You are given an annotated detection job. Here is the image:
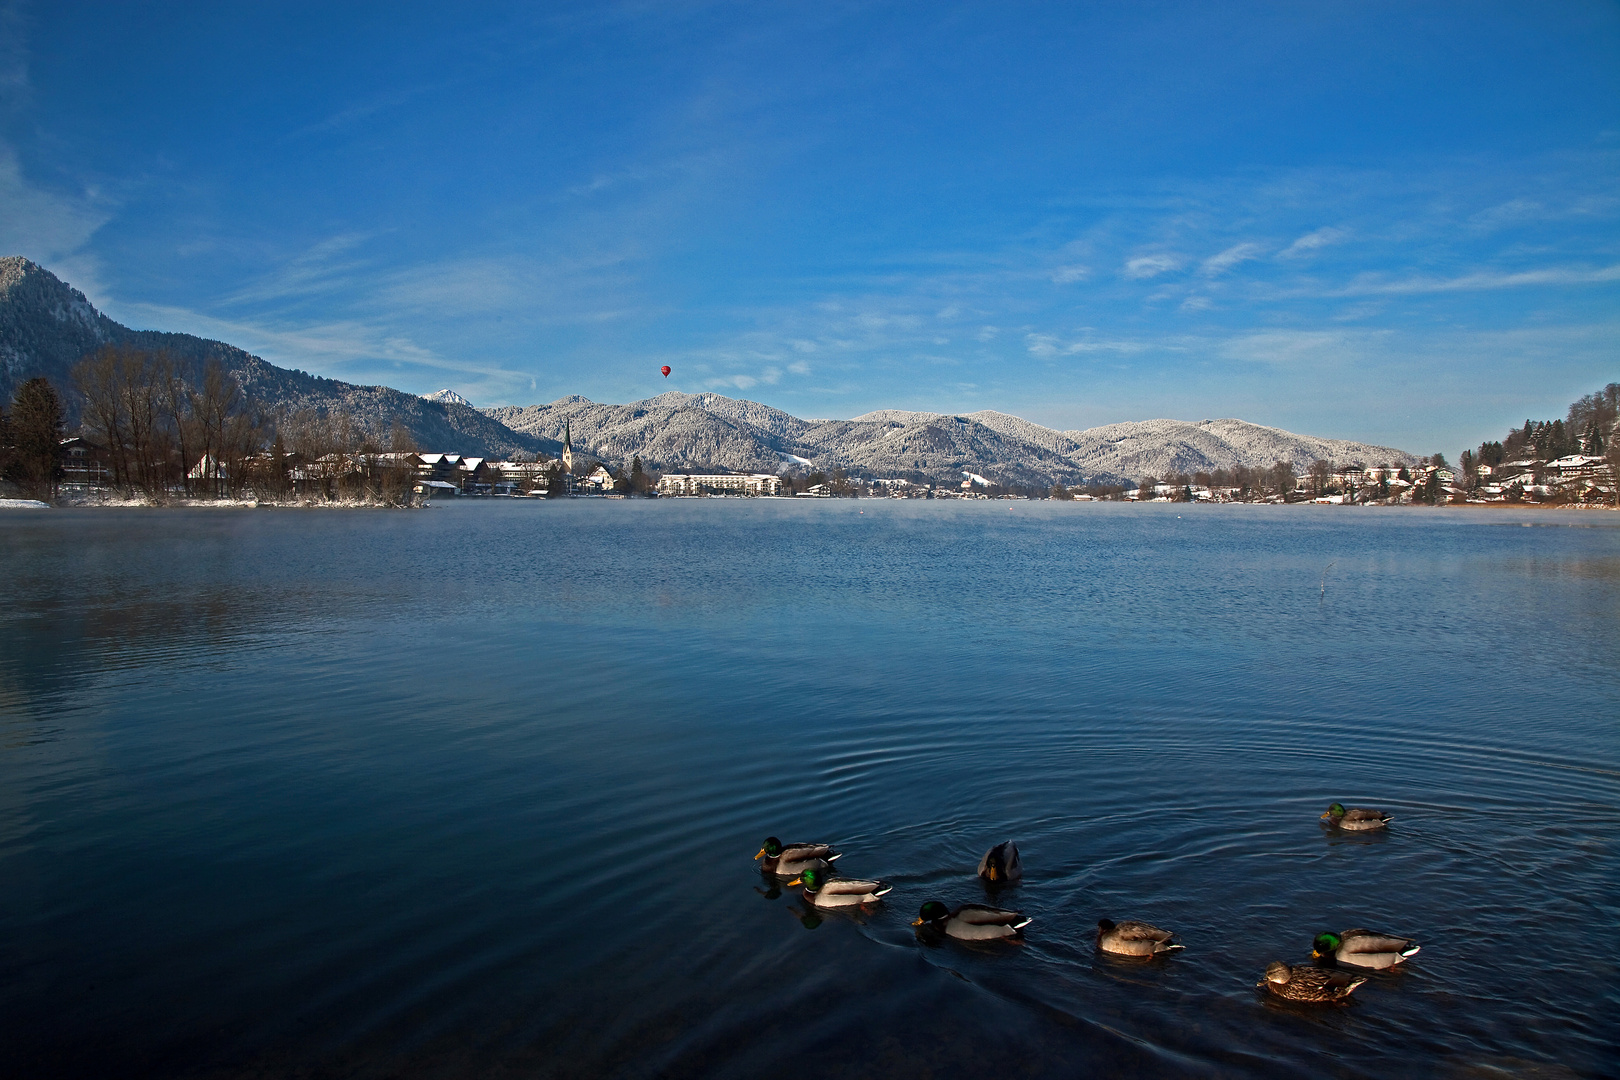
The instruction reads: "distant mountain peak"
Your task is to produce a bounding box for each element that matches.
[423,388,471,407]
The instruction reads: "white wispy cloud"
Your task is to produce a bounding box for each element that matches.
[0,142,113,302]
[1331,263,1620,296]
[1200,242,1263,276]
[1123,253,1182,279]
[1466,198,1543,232]
[1278,226,1346,258]
[1216,328,1392,368]
[1024,332,1157,358]
[0,145,107,261]
[220,233,378,305]
[113,300,529,387]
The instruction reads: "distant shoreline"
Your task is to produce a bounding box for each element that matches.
[8,494,1615,513]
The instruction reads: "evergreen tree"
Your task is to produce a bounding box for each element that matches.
[5,378,64,500]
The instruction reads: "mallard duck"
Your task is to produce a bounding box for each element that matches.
[1095,918,1183,956]
[756,837,842,876]
[787,866,890,908]
[1312,928,1420,969]
[912,900,1031,940]
[1258,961,1367,1003]
[1320,803,1391,830]
[977,841,1022,883]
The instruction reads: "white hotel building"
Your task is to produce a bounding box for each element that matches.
[657,473,784,496]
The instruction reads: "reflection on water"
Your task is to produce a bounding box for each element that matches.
[1,501,1617,1079]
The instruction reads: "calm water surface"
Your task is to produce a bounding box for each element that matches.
[2,501,1617,1079]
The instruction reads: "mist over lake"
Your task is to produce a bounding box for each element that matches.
[2,501,1616,1079]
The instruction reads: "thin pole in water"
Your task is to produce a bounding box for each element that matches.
[1320,561,1336,604]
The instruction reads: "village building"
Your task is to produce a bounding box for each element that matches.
[658,472,783,496]
[415,480,460,500]
[485,460,552,495]
[58,437,111,491]
[560,463,614,494]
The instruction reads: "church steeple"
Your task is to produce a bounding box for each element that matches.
[562,419,574,474]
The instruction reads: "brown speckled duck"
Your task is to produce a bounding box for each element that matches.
[1096,919,1183,956]
[1320,803,1391,830]
[1258,961,1367,1003]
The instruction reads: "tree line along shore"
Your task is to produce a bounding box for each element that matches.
[2,348,1616,509]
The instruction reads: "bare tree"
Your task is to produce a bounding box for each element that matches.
[1308,459,1332,497]
[1269,461,1297,498]
[1606,437,1620,508]
[74,346,142,490]
[156,353,198,495]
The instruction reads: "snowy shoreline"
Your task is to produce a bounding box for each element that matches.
[8,495,1614,513]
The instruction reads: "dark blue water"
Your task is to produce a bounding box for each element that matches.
[2,501,1617,1079]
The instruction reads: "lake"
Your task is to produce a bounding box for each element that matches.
[2,500,1616,1079]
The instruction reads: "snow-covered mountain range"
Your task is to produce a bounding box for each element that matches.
[488,392,1418,486]
[3,255,1419,485]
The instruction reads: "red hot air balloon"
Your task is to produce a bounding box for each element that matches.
[660,366,672,378]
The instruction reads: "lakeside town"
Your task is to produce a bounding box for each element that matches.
[4,367,1618,509]
[28,424,1620,509]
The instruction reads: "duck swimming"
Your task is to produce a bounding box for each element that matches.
[1312,928,1420,969]
[1320,803,1392,830]
[1258,961,1367,1003]
[977,841,1022,884]
[1095,918,1183,956]
[756,837,842,877]
[787,866,890,908]
[912,901,1031,940]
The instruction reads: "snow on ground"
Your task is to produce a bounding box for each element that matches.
[0,498,49,509]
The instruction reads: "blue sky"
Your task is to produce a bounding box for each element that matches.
[2,1,1617,455]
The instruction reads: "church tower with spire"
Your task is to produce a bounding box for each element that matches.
[562,419,575,475]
